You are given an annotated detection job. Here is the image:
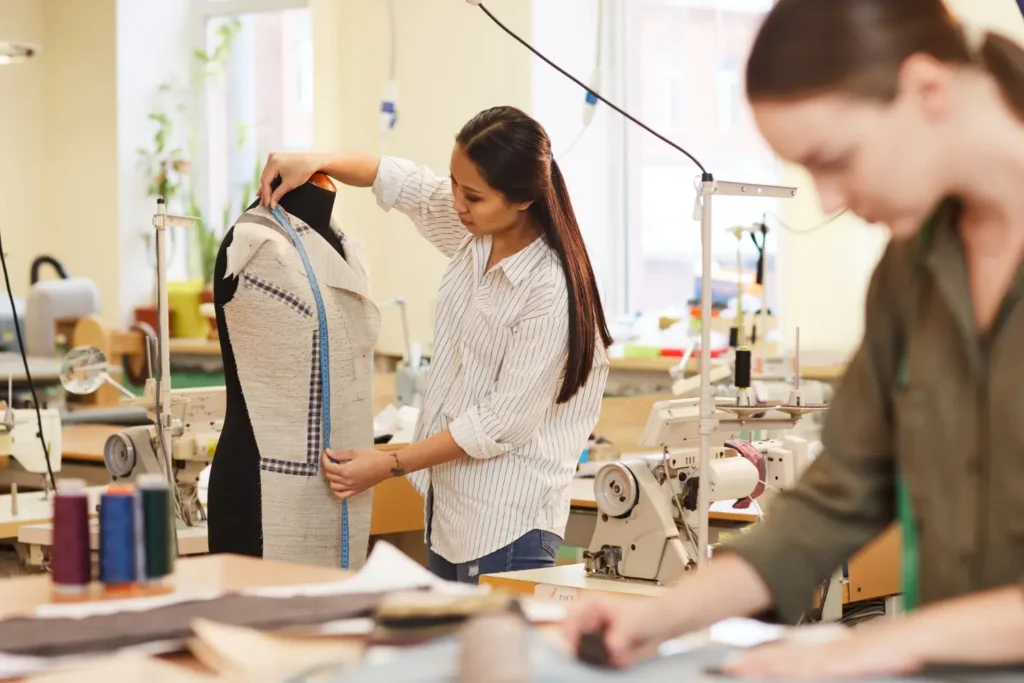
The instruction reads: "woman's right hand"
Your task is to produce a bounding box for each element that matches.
[562,595,662,669]
[258,152,326,209]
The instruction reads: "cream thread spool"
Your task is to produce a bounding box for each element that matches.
[458,612,530,683]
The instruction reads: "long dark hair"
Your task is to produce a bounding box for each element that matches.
[747,0,1024,117]
[456,106,612,404]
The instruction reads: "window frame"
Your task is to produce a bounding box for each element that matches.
[188,0,310,237]
[609,0,780,315]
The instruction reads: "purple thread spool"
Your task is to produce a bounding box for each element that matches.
[52,479,91,594]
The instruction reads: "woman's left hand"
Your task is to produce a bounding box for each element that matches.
[321,448,391,500]
[721,625,925,679]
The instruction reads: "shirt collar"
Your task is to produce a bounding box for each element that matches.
[487,235,550,287]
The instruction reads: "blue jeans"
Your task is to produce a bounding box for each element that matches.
[427,529,562,584]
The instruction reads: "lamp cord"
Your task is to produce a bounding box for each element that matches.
[474,3,708,175]
[0,229,57,492]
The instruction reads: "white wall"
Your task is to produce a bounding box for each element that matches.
[0,1,47,298]
[530,0,625,317]
[777,0,1024,358]
[312,0,533,356]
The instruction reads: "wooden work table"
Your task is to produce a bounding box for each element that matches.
[482,524,902,607]
[0,554,355,680]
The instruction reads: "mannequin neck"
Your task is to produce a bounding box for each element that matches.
[276,181,335,232]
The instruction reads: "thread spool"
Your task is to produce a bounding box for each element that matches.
[138,473,174,585]
[734,348,752,388]
[52,479,91,595]
[458,613,530,683]
[99,484,138,592]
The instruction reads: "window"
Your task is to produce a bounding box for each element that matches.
[621,0,779,315]
[192,0,313,279]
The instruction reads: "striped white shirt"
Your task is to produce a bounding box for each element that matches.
[373,156,609,563]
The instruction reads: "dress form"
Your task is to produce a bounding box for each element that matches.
[208,175,378,567]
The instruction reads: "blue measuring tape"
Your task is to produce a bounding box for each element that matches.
[268,207,350,570]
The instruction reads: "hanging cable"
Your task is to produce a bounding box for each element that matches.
[0,229,57,492]
[471,2,708,175]
[557,0,604,159]
[767,208,849,235]
[380,0,399,151]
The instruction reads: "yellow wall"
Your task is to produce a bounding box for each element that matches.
[777,0,1024,358]
[0,0,119,324]
[312,0,533,356]
[0,0,46,299]
[42,0,120,325]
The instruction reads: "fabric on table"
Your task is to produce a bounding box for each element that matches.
[311,632,1024,683]
[0,592,382,658]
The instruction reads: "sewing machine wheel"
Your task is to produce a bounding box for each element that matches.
[104,433,137,478]
[593,463,639,518]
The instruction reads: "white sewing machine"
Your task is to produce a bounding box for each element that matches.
[101,378,223,525]
[58,347,224,526]
[0,403,62,488]
[584,396,818,585]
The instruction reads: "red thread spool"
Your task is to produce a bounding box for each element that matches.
[52,478,91,595]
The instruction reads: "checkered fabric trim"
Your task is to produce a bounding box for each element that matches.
[257,331,324,478]
[294,224,311,235]
[242,273,313,317]
[307,329,323,468]
[258,457,317,477]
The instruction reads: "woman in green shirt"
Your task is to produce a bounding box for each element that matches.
[565,0,1024,678]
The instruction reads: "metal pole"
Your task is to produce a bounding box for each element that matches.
[697,175,714,567]
[154,199,174,486]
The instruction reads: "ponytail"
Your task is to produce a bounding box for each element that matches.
[455,106,612,403]
[539,160,612,403]
[979,31,1024,123]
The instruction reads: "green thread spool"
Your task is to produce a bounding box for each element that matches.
[137,474,174,584]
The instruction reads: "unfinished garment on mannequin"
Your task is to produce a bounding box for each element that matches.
[208,172,379,568]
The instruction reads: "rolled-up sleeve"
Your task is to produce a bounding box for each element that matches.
[449,297,569,460]
[371,156,468,258]
[721,242,908,623]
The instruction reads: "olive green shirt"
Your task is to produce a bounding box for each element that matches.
[725,200,1024,623]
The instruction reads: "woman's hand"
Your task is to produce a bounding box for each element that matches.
[562,595,664,668]
[259,152,327,209]
[722,623,925,679]
[321,448,392,501]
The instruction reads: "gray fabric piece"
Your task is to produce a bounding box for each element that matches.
[312,635,1024,683]
[0,592,383,658]
[222,206,380,569]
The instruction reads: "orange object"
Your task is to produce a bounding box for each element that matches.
[309,172,337,193]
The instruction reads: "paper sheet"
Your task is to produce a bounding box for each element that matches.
[243,541,482,599]
[0,642,186,681]
[32,591,221,620]
[23,654,216,682]
[188,618,363,683]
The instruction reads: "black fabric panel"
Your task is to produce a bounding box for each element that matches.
[208,226,263,558]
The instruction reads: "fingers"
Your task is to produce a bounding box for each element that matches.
[259,154,278,207]
[563,599,608,646]
[269,180,295,210]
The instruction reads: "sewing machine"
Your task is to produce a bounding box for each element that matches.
[58,347,223,526]
[583,396,818,585]
[102,379,223,525]
[0,403,62,489]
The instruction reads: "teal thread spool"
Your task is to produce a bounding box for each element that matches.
[137,474,174,584]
